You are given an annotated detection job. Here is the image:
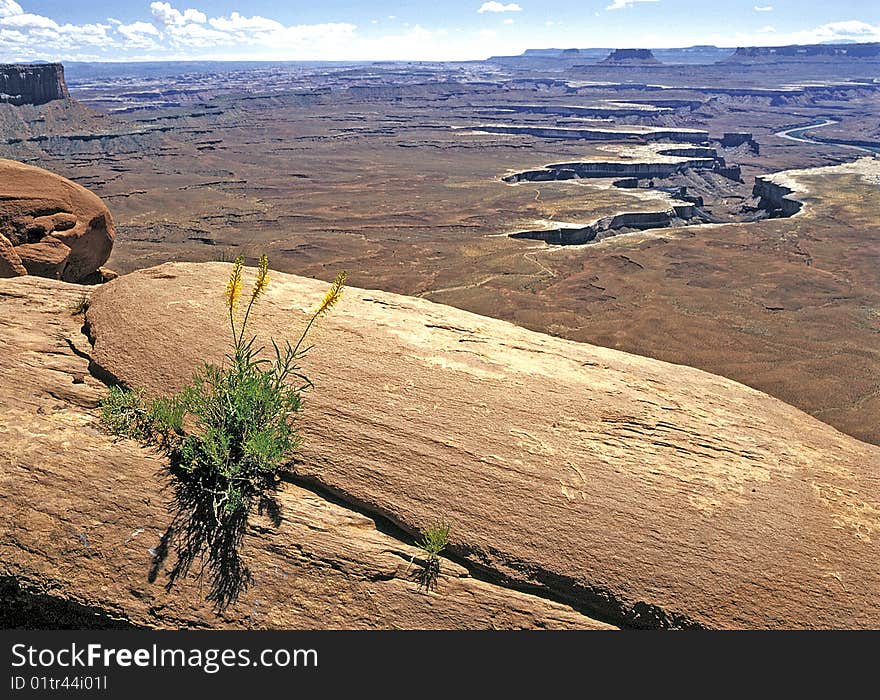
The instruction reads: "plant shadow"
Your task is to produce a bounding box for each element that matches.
[409,555,441,593]
[148,462,281,611]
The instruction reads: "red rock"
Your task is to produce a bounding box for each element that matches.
[0,274,612,630]
[15,237,70,279]
[0,233,25,277]
[0,158,114,283]
[84,262,880,629]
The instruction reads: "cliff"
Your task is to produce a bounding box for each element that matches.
[600,48,662,65]
[0,63,69,106]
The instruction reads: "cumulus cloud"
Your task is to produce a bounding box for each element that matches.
[150,2,206,27]
[607,0,658,10]
[477,2,522,13]
[798,19,880,41]
[0,0,113,60]
[757,25,776,33]
[0,0,22,19]
[729,19,880,47]
[0,2,365,61]
[208,12,284,33]
[112,20,161,50]
[753,5,773,11]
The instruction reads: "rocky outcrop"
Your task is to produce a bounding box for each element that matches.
[0,64,69,106]
[752,175,804,217]
[0,233,26,276]
[504,156,716,182]
[80,262,880,629]
[600,49,661,65]
[0,275,612,630]
[0,159,114,282]
[477,103,665,118]
[511,207,696,245]
[477,124,709,144]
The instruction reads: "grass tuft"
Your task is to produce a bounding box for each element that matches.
[69,291,90,316]
[411,522,450,592]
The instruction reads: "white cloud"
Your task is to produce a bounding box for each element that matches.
[2,12,58,29]
[0,0,114,60]
[757,25,776,33]
[791,19,880,42]
[729,20,880,47]
[114,20,161,49]
[607,0,658,9]
[477,2,522,13]
[753,5,773,11]
[503,18,514,25]
[149,2,206,27]
[208,12,283,33]
[0,0,22,19]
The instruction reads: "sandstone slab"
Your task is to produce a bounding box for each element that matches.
[0,275,608,629]
[85,262,880,629]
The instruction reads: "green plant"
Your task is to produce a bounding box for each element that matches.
[100,387,154,440]
[100,256,346,607]
[411,522,450,591]
[69,291,90,316]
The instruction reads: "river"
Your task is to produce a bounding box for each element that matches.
[775,119,880,154]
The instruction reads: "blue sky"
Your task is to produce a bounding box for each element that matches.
[1,0,878,62]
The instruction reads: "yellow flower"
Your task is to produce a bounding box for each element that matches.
[316,271,346,317]
[224,256,244,310]
[251,254,270,303]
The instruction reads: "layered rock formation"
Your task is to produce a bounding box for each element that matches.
[72,262,880,629]
[0,63,69,106]
[752,175,804,218]
[600,49,661,65]
[0,159,114,283]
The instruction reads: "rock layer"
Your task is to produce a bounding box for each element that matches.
[0,275,609,630]
[85,262,880,629]
[0,159,114,282]
[0,63,69,106]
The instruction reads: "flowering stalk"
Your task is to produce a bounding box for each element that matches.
[237,254,270,349]
[292,271,347,356]
[224,256,244,348]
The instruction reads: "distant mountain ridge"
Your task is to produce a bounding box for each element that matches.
[727,42,880,60]
[490,42,880,66]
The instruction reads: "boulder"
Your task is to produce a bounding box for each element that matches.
[83,262,880,629]
[0,233,25,277]
[0,158,114,283]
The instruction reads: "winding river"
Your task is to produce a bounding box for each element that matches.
[776,119,880,154]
